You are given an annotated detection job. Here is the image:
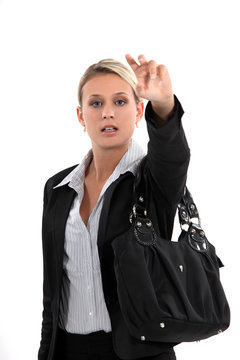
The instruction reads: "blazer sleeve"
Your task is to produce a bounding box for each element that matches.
[145,95,191,237]
[38,179,53,360]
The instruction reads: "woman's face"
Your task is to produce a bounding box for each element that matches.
[77,73,144,152]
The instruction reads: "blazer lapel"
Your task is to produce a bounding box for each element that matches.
[51,171,132,268]
[97,172,132,261]
[53,185,76,268]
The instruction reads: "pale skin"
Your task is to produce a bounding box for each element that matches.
[76,54,174,226]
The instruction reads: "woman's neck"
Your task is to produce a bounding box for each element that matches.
[86,141,131,183]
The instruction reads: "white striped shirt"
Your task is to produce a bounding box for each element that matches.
[54,140,145,334]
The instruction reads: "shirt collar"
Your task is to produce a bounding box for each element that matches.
[53,139,145,192]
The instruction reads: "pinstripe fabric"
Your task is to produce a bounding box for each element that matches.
[53,140,145,334]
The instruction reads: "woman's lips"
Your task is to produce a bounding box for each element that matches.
[101,126,118,134]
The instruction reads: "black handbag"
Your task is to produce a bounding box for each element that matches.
[111,156,230,343]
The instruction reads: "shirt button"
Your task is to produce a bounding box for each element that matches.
[89,312,93,316]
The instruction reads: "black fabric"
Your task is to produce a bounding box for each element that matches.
[111,158,230,343]
[38,96,190,360]
[54,328,176,360]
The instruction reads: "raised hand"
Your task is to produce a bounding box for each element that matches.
[125,54,174,120]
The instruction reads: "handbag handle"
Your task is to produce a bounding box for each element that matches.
[132,156,201,230]
[131,156,225,257]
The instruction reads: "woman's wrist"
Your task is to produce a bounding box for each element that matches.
[151,95,175,121]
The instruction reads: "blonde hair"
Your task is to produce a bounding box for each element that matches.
[77,58,141,106]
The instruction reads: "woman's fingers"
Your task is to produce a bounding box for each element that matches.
[126,53,148,70]
[126,53,150,74]
[126,54,160,81]
[125,54,139,72]
[148,60,158,79]
[126,54,167,94]
[126,54,173,107]
[138,54,148,65]
[157,64,168,84]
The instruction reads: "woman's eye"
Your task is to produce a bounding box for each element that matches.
[91,101,102,107]
[115,99,126,106]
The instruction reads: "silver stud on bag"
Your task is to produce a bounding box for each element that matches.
[200,231,205,237]
[146,221,152,227]
[129,213,133,224]
[137,221,142,227]
[160,322,165,328]
[191,228,196,234]
[139,196,144,203]
[190,204,195,210]
[182,211,187,218]
[141,336,146,341]
[179,265,184,272]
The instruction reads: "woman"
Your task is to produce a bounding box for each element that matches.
[38,54,190,360]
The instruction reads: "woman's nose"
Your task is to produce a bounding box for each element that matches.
[102,105,114,119]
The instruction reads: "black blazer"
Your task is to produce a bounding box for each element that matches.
[38,96,190,360]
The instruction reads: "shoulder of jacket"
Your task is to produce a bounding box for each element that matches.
[45,164,78,190]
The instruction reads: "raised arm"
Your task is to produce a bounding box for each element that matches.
[126,54,190,238]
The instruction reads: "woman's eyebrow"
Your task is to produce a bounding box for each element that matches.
[113,92,130,96]
[88,91,130,99]
[88,94,101,98]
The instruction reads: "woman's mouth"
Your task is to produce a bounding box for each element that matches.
[101,126,118,135]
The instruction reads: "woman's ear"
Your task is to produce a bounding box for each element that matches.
[76,106,85,127]
[136,100,144,125]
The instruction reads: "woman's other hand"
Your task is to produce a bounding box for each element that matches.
[125,54,174,120]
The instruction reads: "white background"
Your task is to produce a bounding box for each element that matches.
[0,0,239,359]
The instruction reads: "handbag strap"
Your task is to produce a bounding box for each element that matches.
[131,156,212,253]
[132,156,201,229]
[178,187,201,228]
